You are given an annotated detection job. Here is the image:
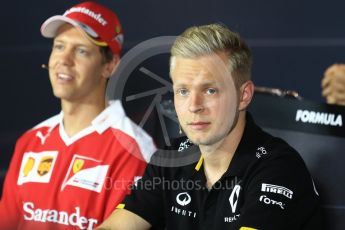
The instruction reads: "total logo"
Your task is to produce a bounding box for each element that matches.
[176,192,191,206]
[259,195,285,210]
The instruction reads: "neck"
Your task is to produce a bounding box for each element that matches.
[61,98,107,137]
[200,112,246,189]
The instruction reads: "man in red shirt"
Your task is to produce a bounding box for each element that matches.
[0,2,156,229]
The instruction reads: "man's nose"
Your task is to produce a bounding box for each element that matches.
[188,93,204,113]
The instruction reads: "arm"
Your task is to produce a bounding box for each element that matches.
[0,140,23,229]
[96,209,151,230]
[97,161,165,230]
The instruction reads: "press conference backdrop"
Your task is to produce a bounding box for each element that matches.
[248,93,345,229]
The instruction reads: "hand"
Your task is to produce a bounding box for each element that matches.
[321,63,345,106]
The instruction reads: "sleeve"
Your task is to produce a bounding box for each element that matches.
[101,126,157,221]
[119,163,165,229]
[233,147,323,230]
[101,148,147,220]
[0,139,24,229]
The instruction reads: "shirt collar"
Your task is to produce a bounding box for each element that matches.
[57,100,125,146]
[56,100,125,133]
[189,113,272,178]
[92,100,125,134]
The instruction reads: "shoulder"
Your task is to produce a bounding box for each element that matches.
[243,135,318,198]
[257,136,307,170]
[241,115,307,173]
[144,139,200,180]
[104,100,157,162]
[17,113,60,142]
[235,119,316,195]
[32,113,61,130]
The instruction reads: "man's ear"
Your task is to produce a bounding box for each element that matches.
[103,55,120,79]
[238,80,254,111]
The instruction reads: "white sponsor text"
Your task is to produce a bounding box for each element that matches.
[295,110,342,127]
[261,183,293,199]
[23,202,97,229]
[259,195,285,210]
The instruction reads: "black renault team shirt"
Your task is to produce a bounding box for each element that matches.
[119,114,323,230]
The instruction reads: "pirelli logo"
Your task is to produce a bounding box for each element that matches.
[261,183,293,199]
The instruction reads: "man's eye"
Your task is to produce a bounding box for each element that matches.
[77,48,89,55]
[52,44,64,51]
[206,88,217,95]
[177,88,189,96]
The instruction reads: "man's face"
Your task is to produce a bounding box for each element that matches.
[48,23,108,103]
[171,53,239,147]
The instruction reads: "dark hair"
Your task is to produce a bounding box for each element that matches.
[99,46,113,63]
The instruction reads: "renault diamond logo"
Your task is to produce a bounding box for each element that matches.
[229,185,241,213]
[176,192,191,206]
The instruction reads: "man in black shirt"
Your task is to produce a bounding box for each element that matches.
[97,23,323,230]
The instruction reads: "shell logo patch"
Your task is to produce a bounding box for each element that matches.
[23,157,35,177]
[18,151,58,185]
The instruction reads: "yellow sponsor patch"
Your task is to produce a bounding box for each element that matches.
[73,159,85,174]
[23,157,35,177]
[116,203,125,209]
[37,156,53,176]
[18,151,58,185]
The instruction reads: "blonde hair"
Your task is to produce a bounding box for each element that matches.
[170,23,252,88]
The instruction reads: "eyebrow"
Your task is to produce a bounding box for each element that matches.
[173,80,218,88]
[53,39,92,49]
